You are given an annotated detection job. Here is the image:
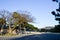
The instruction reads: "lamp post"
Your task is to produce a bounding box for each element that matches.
[51,0,60,24]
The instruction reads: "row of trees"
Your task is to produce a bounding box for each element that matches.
[39,25,60,33]
[0,10,39,34]
[49,25,60,33]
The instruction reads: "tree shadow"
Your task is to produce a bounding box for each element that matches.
[10,33,60,40]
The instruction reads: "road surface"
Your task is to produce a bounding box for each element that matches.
[0,32,60,40]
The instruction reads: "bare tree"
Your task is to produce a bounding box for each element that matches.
[0,10,12,33]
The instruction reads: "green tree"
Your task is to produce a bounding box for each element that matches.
[25,24,39,31]
[0,10,35,34]
[54,25,60,33]
[11,12,34,31]
[0,18,6,29]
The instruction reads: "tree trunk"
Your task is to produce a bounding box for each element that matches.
[8,24,12,33]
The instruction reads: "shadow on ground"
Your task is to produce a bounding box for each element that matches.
[10,33,60,40]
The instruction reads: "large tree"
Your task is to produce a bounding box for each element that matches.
[0,10,35,34]
[0,10,12,33]
[11,12,34,33]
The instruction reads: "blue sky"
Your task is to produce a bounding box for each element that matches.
[0,0,59,28]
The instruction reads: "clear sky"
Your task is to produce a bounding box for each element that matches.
[0,0,59,28]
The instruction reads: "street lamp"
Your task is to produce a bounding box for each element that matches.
[51,0,60,24]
